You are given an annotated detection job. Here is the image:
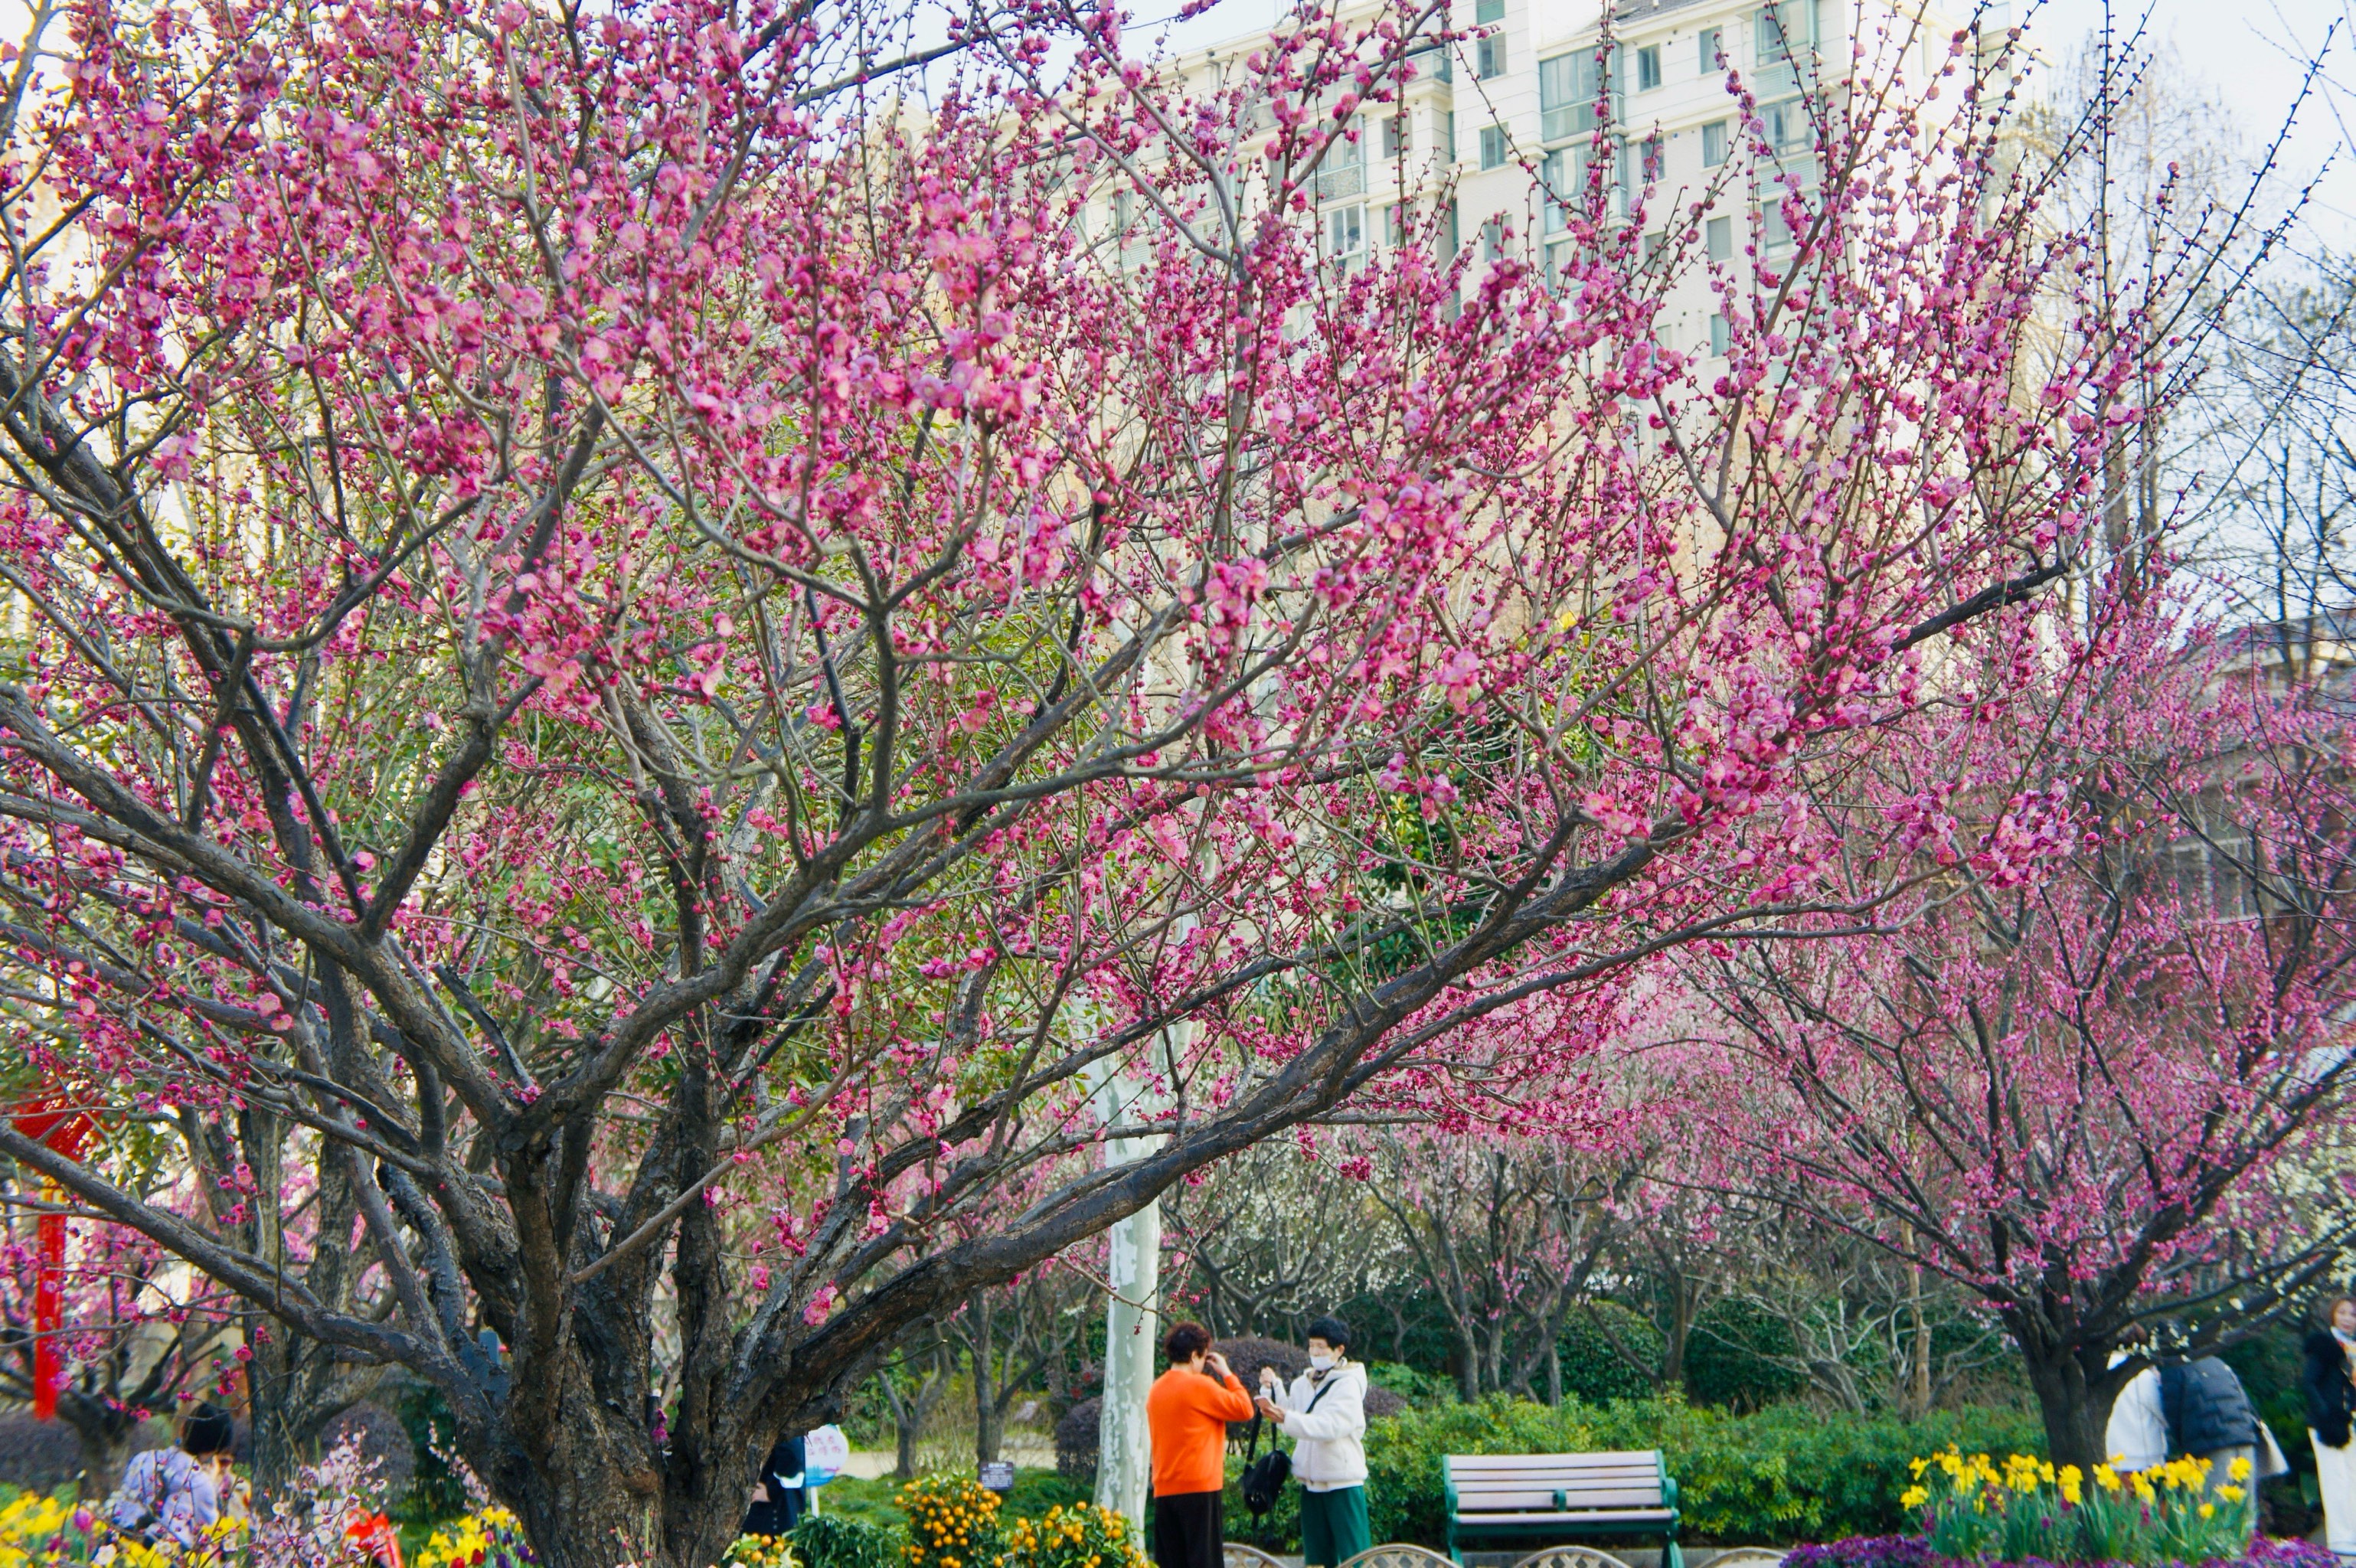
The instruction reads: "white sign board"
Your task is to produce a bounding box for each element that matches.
[804,1424,849,1487]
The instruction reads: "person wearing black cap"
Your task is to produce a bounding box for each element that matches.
[108,1401,237,1548]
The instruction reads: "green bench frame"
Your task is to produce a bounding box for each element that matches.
[1443,1451,1683,1568]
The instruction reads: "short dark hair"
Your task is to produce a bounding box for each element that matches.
[1164,1321,1213,1364]
[181,1402,235,1458]
[1306,1316,1351,1351]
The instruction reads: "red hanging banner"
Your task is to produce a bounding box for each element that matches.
[31,1201,60,1419]
[10,1094,97,1423]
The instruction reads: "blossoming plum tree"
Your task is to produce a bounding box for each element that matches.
[0,0,2170,1557]
[1663,599,2356,1467]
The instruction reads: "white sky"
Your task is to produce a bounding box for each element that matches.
[2036,0,2356,252]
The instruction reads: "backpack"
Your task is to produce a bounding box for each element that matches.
[2160,1356,2259,1455]
[1239,1419,1289,1517]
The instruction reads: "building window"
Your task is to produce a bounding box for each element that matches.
[1327,204,1365,267]
[1545,240,1573,289]
[1317,118,1365,201]
[1618,135,1662,214]
[1636,45,1662,91]
[1699,25,1723,71]
[1541,149,1570,231]
[1110,188,1144,269]
[2163,826,2261,920]
[1477,33,1507,79]
[1383,114,1410,159]
[1755,3,1810,93]
[1480,123,1509,169]
[1474,0,1504,20]
[1384,201,1407,245]
[1707,214,1733,260]
[1539,47,1612,144]
[1709,312,1730,356]
[1480,217,1508,262]
[1702,119,1729,166]
[1763,97,1813,156]
[1446,109,1458,164]
[1643,229,1666,260]
[1763,202,1795,256]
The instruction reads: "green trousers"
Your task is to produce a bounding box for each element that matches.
[1300,1485,1370,1568]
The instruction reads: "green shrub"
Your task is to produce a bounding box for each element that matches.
[795,1512,901,1568]
[1002,1470,1095,1521]
[1353,1395,2045,1549]
[813,1475,910,1530]
[1365,1362,1457,1408]
[1684,1301,1807,1412]
[1557,1306,1667,1404]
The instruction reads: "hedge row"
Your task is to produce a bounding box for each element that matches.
[1223,1396,2044,1551]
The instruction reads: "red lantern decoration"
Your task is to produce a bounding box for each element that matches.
[9,1094,96,1422]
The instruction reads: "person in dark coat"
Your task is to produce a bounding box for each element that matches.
[2160,1351,2263,1494]
[2305,1297,2356,1559]
[742,1435,808,1538]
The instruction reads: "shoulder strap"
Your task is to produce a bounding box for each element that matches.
[1305,1371,1346,1412]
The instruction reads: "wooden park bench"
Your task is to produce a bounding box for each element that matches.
[1443,1452,1683,1568]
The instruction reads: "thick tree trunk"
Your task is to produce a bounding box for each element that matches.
[59,1396,139,1500]
[505,1393,681,1568]
[2024,1348,2112,1472]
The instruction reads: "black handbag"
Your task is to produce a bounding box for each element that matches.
[1240,1419,1290,1517]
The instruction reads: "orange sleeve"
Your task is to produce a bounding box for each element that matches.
[1201,1372,1256,1423]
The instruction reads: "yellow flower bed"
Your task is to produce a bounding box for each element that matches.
[413,1504,534,1568]
[0,1490,175,1568]
[898,1476,1003,1568]
[722,1534,798,1568]
[992,1504,1145,1568]
[1904,1447,2254,1565]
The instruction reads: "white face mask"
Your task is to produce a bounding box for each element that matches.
[1309,1353,1335,1371]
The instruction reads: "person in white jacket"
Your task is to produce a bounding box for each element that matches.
[2107,1364,2170,1472]
[1256,1315,1370,1568]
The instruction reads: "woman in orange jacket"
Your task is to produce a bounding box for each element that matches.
[1145,1321,1256,1568]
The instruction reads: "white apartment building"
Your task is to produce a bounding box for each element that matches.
[1136,0,1998,363]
